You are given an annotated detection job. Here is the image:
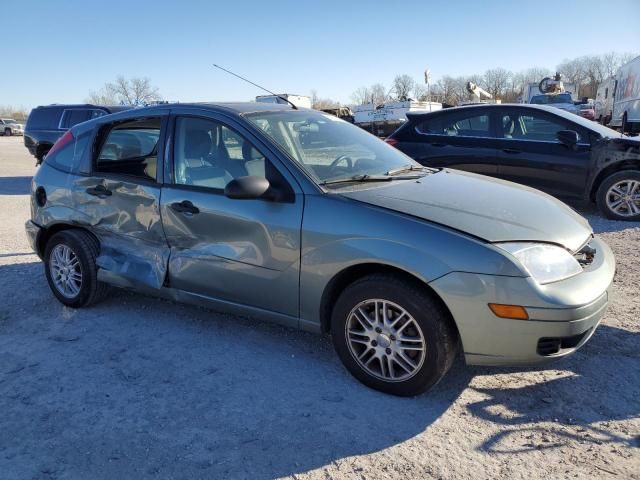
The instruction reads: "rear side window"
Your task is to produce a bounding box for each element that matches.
[44,129,93,172]
[417,112,491,138]
[26,107,63,130]
[59,110,89,129]
[60,109,109,129]
[95,118,162,182]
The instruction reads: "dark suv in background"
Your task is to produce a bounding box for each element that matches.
[24,104,130,163]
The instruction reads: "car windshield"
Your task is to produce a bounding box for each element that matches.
[530,94,573,105]
[245,110,422,184]
[2,119,17,124]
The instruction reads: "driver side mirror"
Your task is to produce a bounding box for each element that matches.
[224,176,271,200]
[557,130,579,149]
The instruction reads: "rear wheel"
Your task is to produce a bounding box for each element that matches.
[596,171,640,220]
[331,274,458,396]
[44,230,109,308]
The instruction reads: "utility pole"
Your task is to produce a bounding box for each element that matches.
[424,68,432,112]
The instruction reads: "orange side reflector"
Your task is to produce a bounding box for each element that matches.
[488,303,529,320]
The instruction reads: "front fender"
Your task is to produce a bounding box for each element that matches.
[299,194,524,330]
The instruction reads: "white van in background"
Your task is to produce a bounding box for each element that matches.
[610,55,640,134]
[595,77,616,125]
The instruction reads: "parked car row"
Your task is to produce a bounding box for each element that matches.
[26,102,616,396]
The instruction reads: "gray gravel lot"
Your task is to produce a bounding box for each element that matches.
[0,135,638,479]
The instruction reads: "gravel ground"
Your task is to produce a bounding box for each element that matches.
[0,136,638,480]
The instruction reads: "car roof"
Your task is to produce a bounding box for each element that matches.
[100,102,296,119]
[33,104,131,113]
[406,103,571,119]
[168,102,295,114]
[68,102,299,134]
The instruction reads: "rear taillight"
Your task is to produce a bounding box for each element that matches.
[384,138,399,147]
[46,130,74,159]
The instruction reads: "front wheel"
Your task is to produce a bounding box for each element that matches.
[331,274,458,396]
[3,128,10,136]
[44,230,109,308]
[596,171,640,220]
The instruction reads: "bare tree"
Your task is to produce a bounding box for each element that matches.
[482,68,512,99]
[601,51,636,78]
[370,83,387,104]
[350,86,372,105]
[87,76,162,105]
[392,74,415,100]
[0,105,28,121]
[310,90,339,109]
[86,88,118,105]
[556,57,588,86]
[412,83,427,100]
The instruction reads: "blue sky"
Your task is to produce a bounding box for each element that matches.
[2,0,639,109]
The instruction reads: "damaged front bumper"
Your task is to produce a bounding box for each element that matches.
[430,236,615,366]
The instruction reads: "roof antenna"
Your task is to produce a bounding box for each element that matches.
[212,64,298,110]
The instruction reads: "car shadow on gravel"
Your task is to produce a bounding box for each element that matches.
[0,261,473,479]
[465,325,639,454]
[0,176,32,195]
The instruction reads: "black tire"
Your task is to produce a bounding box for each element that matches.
[37,146,51,163]
[43,229,110,308]
[330,274,458,396]
[596,170,640,221]
[4,128,10,137]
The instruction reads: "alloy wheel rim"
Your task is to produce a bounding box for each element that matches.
[50,244,82,298]
[606,180,640,217]
[345,299,426,382]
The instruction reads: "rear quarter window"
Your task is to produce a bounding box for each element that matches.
[44,130,92,173]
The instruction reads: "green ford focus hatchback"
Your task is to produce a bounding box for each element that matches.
[26,103,615,396]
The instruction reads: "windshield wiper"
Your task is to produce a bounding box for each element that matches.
[320,173,423,186]
[386,164,431,176]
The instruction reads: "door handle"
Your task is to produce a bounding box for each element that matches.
[170,200,200,215]
[431,142,446,147]
[86,185,112,197]
[502,148,521,154]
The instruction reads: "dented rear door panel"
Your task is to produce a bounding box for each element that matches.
[69,112,171,289]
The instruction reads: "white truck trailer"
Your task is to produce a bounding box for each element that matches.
[595,77,616,125]
[610,55,640,134]
[352,100,442,137]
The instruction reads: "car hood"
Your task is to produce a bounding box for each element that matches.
[340,170,592,252]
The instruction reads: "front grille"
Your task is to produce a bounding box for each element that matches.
[537,329,592,356]
[574,241,596,267]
